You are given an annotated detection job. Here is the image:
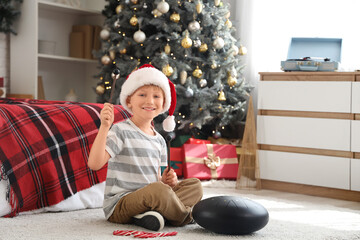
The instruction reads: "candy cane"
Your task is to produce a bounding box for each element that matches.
[113,230,178,238]
[133,231,178,238]
[113,230,140,236]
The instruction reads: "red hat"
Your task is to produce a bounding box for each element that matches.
[120,64,177,132]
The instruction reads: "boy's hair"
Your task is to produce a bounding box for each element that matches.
[120,64,177,132]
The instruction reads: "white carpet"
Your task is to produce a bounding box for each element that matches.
[0,180,359,240]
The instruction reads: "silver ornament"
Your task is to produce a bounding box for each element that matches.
[188,20,200,32]
[114,19,121,28]
[133,30,146,43]
[157,1,169,14]
[230,67,237,77]
[213,131,221,139]
[231,45,239,56]
[100,29,110,40]
[185,87,194,98]
[199,79,207,88]
[193,39,201,48]
[101,55,111,65]
[213,37,225,49]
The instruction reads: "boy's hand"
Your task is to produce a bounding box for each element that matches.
[161,168,178,188]
[100,103,114,129]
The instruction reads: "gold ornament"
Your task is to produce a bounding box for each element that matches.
[227,75,237,87]
[119,48,127,54]
[181,31,192,48]
[180,71,187,84]
[218,90,226,101]
[192,66,203,78]
[164,44,171,54]
[162,64,174,77]
[170,12,180,23]
[226,11,231,19]
[109,50,116,60]
[199,43,208,52]
[211,62,217,69]
[225,19,232,28]
[152,9,163,17]
[239,45,248,55]
[196,3,203,13]
[131,0,138,4]
[115,5,123,14]
[130,15,138,26]
[96,85,105,95]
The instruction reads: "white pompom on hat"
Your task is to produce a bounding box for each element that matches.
[119,64,177,132]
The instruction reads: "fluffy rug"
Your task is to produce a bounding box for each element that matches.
[0,180,359,240]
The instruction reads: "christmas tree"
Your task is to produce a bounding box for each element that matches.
[95,0,252,139]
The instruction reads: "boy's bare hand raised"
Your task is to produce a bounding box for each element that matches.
[100,103,114,129]
[161,168,178,188]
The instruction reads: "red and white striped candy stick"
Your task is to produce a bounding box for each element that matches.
[113,230,178,238]
[133,231,178,238]
[113,230,140,236]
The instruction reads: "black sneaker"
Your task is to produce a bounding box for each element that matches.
[132,211,165,231]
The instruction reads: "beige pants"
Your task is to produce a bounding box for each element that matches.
[108,178,203,226]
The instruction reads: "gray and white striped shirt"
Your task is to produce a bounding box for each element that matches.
[103,119,167,219]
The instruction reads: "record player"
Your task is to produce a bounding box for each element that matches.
[281,38,342,72]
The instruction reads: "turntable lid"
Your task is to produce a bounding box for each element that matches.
[287,37,342,62]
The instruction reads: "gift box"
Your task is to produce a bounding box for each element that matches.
[185,138,211,144]
[183,144,239,180]
[171,135,191,147]
[170,147,183,177]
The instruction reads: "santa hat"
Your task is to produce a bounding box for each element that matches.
[119,64,177,132]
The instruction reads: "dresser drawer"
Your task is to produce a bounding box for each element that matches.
[257,116,351,151]
[258,81,351,112]
[351,120,360,152]
[351,159,360,191]
[259,150,350,190]
[351,82,360,113]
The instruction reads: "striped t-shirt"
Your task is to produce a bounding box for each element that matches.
[103,119,167,219]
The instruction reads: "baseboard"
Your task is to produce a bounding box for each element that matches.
[261,179,360,202]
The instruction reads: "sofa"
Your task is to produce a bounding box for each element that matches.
[0,98,129,217]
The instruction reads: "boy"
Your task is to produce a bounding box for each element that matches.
[88,64,203,231]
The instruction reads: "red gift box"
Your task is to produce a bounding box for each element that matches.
[183,144,239,180]
[170,147,183,177]
[185,138,211,144]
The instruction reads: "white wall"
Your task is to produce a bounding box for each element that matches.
[0,34,10,93]
[232,0,360,115]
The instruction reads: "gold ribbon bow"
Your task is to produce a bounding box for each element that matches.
[204,153,221,170]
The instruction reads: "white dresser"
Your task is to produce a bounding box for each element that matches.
[257,72,360,201]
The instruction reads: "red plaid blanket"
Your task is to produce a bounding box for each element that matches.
[0,98,130,217]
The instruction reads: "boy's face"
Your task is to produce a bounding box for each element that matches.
[127,85,165,120]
